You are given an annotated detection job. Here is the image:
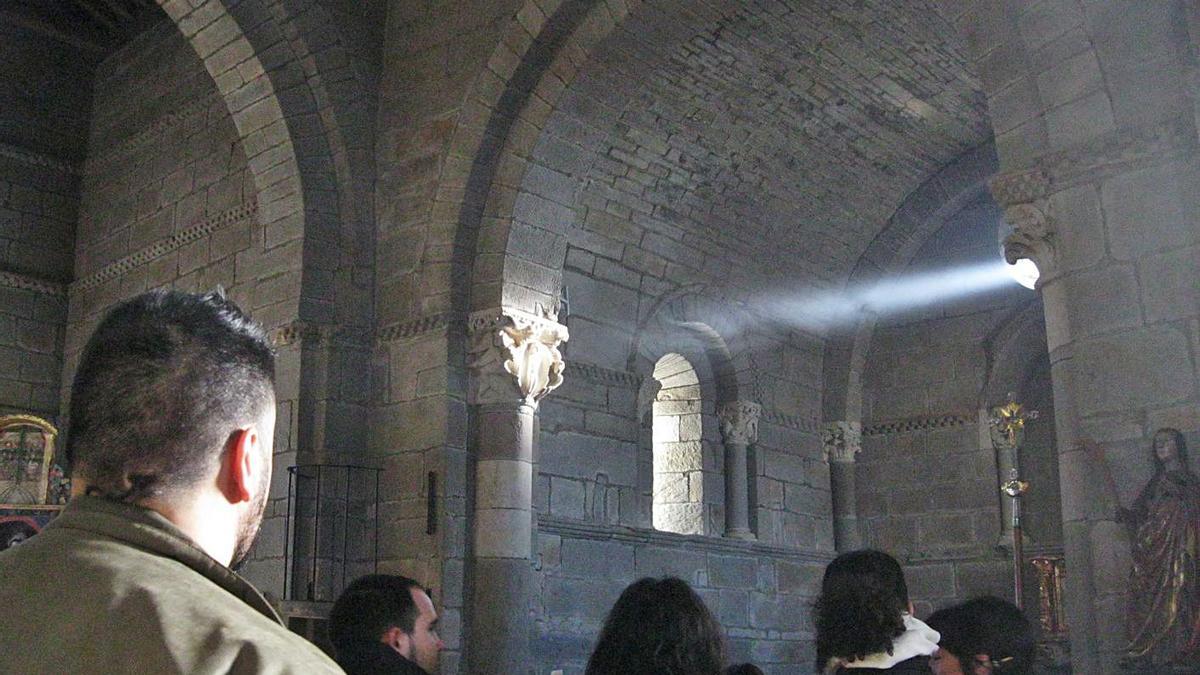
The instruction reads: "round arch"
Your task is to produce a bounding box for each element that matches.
[823,141,999,425]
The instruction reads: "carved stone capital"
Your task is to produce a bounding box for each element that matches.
[718,401,761,446]
[988,168,1050,207]
[988,168,1058,283]
[822,421,862,463]
[467,309,569,408]
[1000,202,1057,277]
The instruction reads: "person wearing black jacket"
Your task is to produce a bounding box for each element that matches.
[330,574,444,675]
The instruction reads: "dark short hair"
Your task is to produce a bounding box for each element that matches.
[329,574,425,653]
[67,289,274,501]
[585,576,726,675]
[927,596,1036,673]
[813,549,910,668]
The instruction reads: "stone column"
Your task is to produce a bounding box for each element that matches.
[992,134,1200,669]
[466,310,567,675]
[822,421,862,551]
[718,401,760,540]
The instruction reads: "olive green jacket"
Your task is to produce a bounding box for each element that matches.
[0,496,344,674]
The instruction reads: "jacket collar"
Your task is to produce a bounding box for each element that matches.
[336,641,429,675]
[48,495,283,625]
[829,614,941,671]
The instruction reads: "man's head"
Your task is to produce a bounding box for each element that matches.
[330,574,443,673]
[927,596,1036,675]
[68,289,276,567]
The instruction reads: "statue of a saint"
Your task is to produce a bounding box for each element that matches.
[1120,428,1200,669]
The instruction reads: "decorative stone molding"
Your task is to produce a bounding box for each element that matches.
[821,421,862,463]
[82,95,217,176]
[862,413,973,437]
[377,314,454,343]
[717,400,761,446]
[564,361,642,389]
[759,408,821,434]
[0,143,77,175]
[73,202,257,292]
[0,270,66,297]
[467,309,568,407]
[988,168,1049,207]
[270,321,371,349]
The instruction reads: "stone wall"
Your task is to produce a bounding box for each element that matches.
[534,519,830,675]
[0,23,92,421]
[943,3,1200,666]
[69,19,259,341]
[66,18,300,594]
[857,192,1059,614]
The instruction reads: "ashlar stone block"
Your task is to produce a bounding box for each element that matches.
[653,471,689,504]
[654,440,702,472]
[1102,161,1199,259]
[1070,326,1192,414]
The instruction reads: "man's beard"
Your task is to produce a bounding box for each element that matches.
[230,464,270,571]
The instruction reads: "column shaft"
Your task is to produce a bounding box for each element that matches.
[469,403,536,675]
[829,459,861,551]
[723,441,752,539]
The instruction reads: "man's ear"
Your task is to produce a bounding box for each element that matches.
[973,655,992,675]
[382,626,412,657]
[219,425,262,504]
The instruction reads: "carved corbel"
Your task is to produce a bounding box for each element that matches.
[989,169,1058,282]
[718,401,762,446]
[467,309,569,408]
[822,421,862,463]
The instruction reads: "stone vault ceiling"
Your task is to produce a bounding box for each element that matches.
[3,0,161,55]
[552,0,990,293]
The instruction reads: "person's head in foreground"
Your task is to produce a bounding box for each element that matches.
[926,596,1035,675]
[330,574,444,674]
[813,549,940,673]
[0,290,342,673]
[68,288,276,568]
[585,576,726,675]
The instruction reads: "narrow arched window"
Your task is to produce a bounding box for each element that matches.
[651,353,704,534]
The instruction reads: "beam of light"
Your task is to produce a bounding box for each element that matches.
[1005,258,1040,289]
[752,260,1031,334]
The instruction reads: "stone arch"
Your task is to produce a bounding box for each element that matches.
[823,141,999,426]
[157,0,308,311]
[980,301,1049,408]
[630,287,743,536]
[428,0,642,318]
[152,0,376,598]
[979,300,1061,547]
[160,0,372,328]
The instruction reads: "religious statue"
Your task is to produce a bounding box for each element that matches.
[1119,428,1200,670]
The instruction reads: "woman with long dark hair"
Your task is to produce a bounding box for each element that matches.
[812,549,939,673]
[585,576,726,675]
